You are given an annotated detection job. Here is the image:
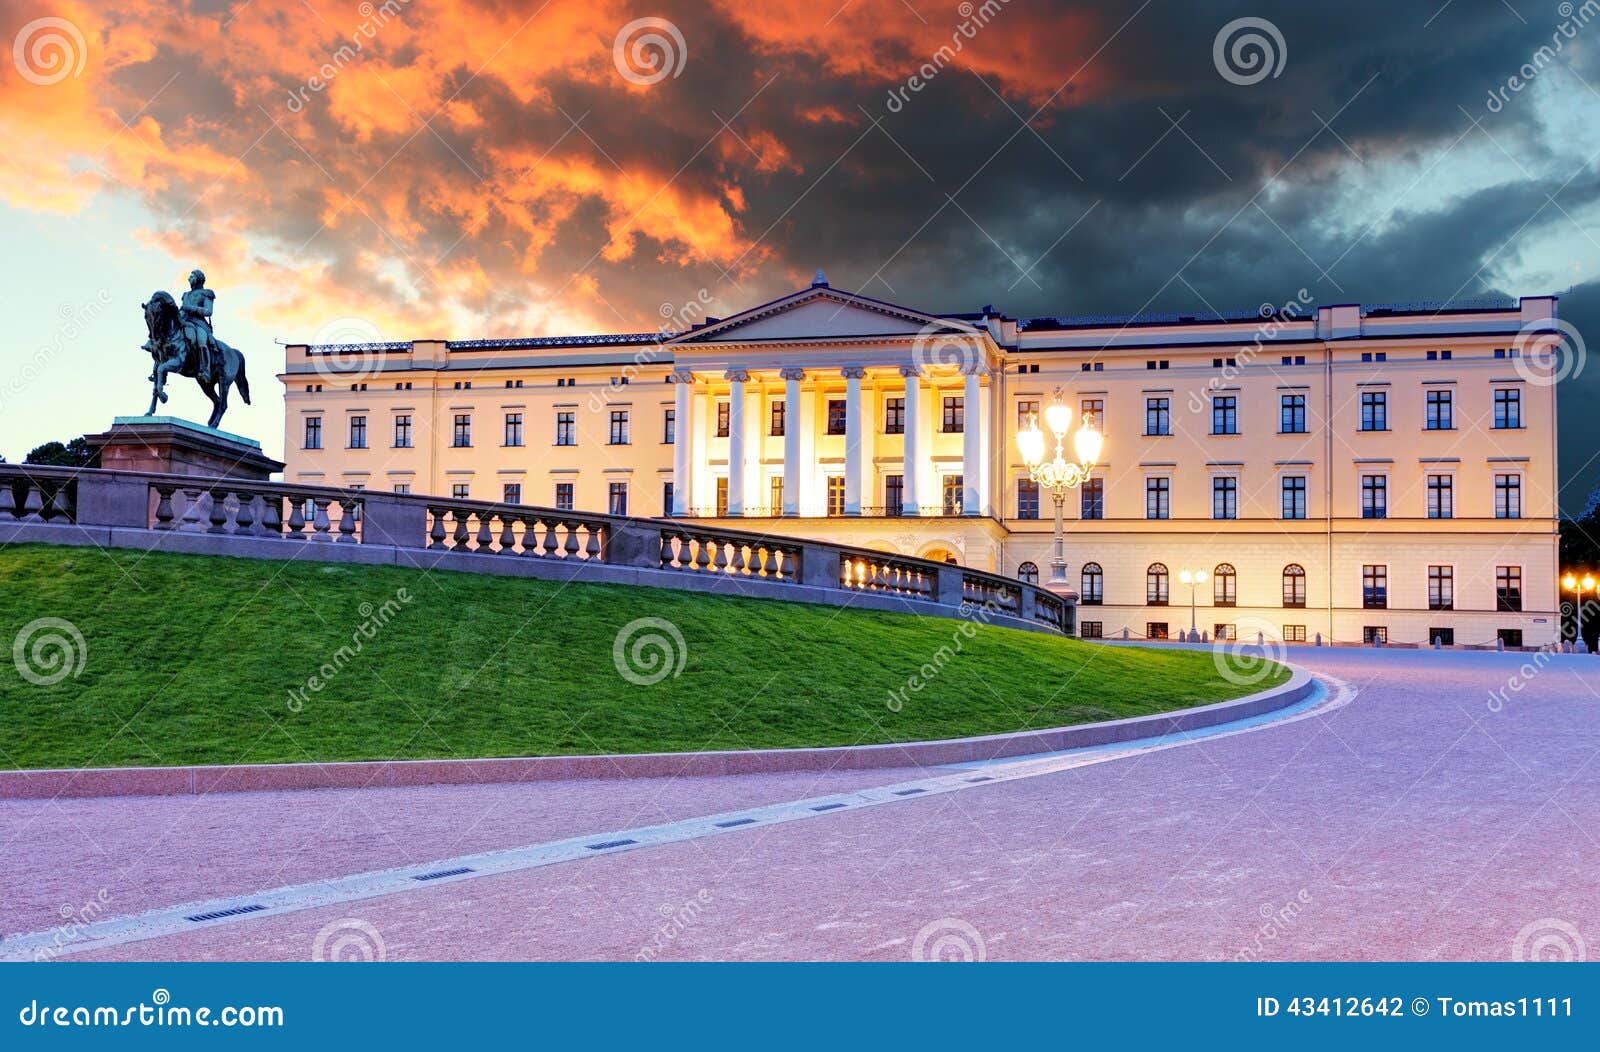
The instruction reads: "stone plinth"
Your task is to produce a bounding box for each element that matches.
[85,416,283,481]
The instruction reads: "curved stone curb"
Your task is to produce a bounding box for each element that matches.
[0,670,1315,800]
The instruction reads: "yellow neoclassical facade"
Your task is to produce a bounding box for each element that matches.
[280,273,1563,646]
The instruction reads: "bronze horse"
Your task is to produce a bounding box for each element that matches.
[142,290,251,429]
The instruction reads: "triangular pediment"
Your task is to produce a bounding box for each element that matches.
[669,286,979,344]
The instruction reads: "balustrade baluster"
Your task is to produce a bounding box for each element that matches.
[20,484,44,523]
[563,523,580,559]
[337,501,358,543]
[308,498,332,541]
[541,518,560,558]
[585,526,603,561]
[476,513,494,551]
[450,511,470,551]
[499,515,517,553]
[287,496,308,539]
[261,494,283,536]
[233,492,256,535]
[427,507,447,549]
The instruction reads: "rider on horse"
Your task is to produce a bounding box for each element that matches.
[179,269,220,385]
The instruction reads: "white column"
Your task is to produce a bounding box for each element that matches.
[725,369,748,516]
[843,367,865,515]
[977,370,992,516]
[692,387,711,512]
[798,379,817,515]
[899,366,921,516]
[671,370,692,516]
[963,365,983,515]
[781,368,804,515]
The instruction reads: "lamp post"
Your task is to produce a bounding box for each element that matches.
[1562,573,1596,653]
[1178,569,1208,641]
[1017,388,1102,595]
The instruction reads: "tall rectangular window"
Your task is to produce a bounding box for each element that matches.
[884,474,903,516]
[1145,397,1170,436]
[1495,473,1522,519]
[348,415,367,449]
[1080,398,1104,428]
[452,414,471,447]
[1428,565,1453,610]
[608,409,630,445]
[1425,389,1453,430]
[716,400,730,438]
[1493,388,1522,429]
[1080,477,1104,520]
[1016,478,1040,520]
[663,408,676,445]
[1361,474,1387,519]
[770,401,785,436]
[1497,565,1523,611]
[715,477,729,517]
[608,481,628,516]
[555,411,575,446]
[1015,399,1039,429]
[1146,477,1170,520]
[1211,395,1238,435]
[1427,474,1454,519]
[1280,394,1306,434]
[827,399,847,435]
[1363,564,1388,609]
[1360,390,1387,431]
[663,481,675,515]
[502,483,522,505]
[942,475,964,515]
[1281,475,1307,519]
[392,414,412,448]
[304,416,323,449]
[554,482,574,511]
[1212,476,1238,519]
[942,397,964,433]
[826,475,845,516]
[884,397,905,435]
[503,412,523,447]
[769,476,784,513]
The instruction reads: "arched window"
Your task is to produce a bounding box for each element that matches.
[1017,561,1039,584]
[1283,564,1306,608]
[1213,563,1237,607]
[1081,562,1103,604]
[1146,562,1169,605]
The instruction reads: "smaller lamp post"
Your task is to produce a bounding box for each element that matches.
[1562,573,1596,653]
[1017,389,1102,594]
[1178,569,1208,642]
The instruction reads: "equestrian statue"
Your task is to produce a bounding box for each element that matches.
[142,269,251,429]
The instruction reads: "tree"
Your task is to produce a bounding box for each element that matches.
[24,437,98,468]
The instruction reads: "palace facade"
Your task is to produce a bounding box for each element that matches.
[280,273,1562,646]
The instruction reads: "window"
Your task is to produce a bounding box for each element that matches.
[1428,565,1453,610]
[1017,561,1039,584]
[1080,621,1103,639]
[393,414,412,448]
[942,397,964,433]
[1081,562,1103,605]
[1429,627,1455,646]
[1495,474,1522,519]
[503,412,523,447]
[827,399,847,435]
[1214,623,1236,641]
[1281,475,1307,519]
[1146,477,1170,520]
[304,416,323,449]
[771,476,785,513]
[393,483,411,495]
[1146,563,1170,606]
[503,483,522,505]
[884,397,905,435]
[826,475,845,516]
[1426,350,1453,361]
[1211,396,1238,435]
[1360,352,1387,363]
[1212,476,1238,520]
[1363,564,1388,609]
[1496,566,1522,611]
[452,414,471,447]
[1360,390,1387,431]
[1080,477,1104,520]
[1145,397,1171,436]
[1147,622,1170,640]
[1363,626,1388,645]
[451,483,470,499]
[770,401,785,436]
[1498,629,1524,648]
[348,415,367,449]
[884,474,903,516]
[663,481,675,515]
[608,409,630,445]
[608,481,628,516]
[555,411,575,446]
[716,401,730,438]
[942,475,964,515]
[663,408,676,445]
[1427,474,1453,519]
[1016,399,1039,429]
[1493,388,1522,429]
[1361,474,1387,519]
[1280,394,1306,434]
[1016,478,1040,520]
[1425,390,1453,430]
[554,482,574,511]
[1283,625,1307,642]
[715,477,729,517]
[1282,564,1306,608]
[1080,399,1104,428]
[1213,563,1237,606]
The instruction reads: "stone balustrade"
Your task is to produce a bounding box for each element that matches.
[0,464,1074,636]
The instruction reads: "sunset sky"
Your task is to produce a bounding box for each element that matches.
[2,0,1598,508]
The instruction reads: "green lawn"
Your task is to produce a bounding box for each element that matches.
[0,544,1287,769]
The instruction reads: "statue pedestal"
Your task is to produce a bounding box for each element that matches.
[86,416,284,482]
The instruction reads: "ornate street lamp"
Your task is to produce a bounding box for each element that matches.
[1178,569,1209,641]
[1017,388,1102,594]
[1562,572,1596,653]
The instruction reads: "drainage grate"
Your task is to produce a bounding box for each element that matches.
[586,838,638,851]
[810,803,847,812]
[185,904,266,923]
[714,818,756,828]
[892,788,927,796]
[413,867,474,882]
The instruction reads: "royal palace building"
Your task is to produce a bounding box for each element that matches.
[280,272,1562,646]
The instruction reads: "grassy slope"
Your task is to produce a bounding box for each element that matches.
[0,544,1286,769]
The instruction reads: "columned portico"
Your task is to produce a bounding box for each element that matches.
[781,368,804,516]
[900,365,922,516]
[670,370,693,516]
